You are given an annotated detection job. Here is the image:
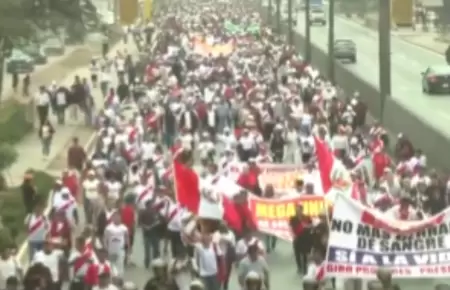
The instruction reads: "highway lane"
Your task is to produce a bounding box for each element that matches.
[291,11,450,138]
[292,12,450,290]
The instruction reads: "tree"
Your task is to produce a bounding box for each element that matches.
[0,0,35,40]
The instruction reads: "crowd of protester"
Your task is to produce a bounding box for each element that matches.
[2,0,449,290]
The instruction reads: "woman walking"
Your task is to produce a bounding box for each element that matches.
[39,120,55,159]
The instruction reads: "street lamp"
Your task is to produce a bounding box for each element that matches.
[275,0,281,32]
[268,0,272,25]
[378,0,391,123]
[305,0,311,62]
[327,0,335,83]
[287,0,293,45]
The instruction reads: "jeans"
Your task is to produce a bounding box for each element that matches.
[56,106,65,125]
[142,228,161,268]
[264,234,277,252]
[29,240,45,261]
[201,274,221,290]
[100,81,109,98]
[41,138,52,156]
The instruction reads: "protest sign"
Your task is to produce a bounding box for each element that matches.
[248,195,330,241]
[326,194,450,278]
[258,163,323,195]
[258,163,303,192]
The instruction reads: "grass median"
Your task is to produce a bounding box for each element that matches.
[0,171,55,251]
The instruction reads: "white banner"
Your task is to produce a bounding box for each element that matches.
[326,194,450,278]
[353,156,375,188]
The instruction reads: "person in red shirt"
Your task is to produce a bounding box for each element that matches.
[85,249,112,286]
[372,148,392,180]
[120,198,135,265]
[237,159,261,195]
[289,205,312,274]
[62,169,79,202]
[49,210,72,254]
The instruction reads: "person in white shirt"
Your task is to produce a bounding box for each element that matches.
[25,202,49,261]
[82,170,102,224]
[235,234,265,261]
[39,120,55,159]
[193,234,224,290]
[238,130,256,162]
[93,272,119,290]
[54,86,67,125]
[170,248,194,290]
[32,241,64,290]
[0,249,22,289]
[35,86,50,126]
[198,133,215,163]
[99,68,111,97]
[213,226,236,290]
[219,127,237,149]
[103,212,129,278]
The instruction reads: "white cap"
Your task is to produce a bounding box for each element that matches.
[245,270,261,280]
[190,280,204,288]
[151,258,166,267]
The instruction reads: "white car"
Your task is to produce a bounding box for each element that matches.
[309,7,326,25]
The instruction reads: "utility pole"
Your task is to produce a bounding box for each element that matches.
[276,0,281,33]
[268,0,272,25]
[327,0,335,83]
[305,0,311,61]
[378,0,391,123]
[287,0,293,45]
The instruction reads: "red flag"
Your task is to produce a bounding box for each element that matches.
[222,196,242,232]
[173,160,200,213]
[314,136,334,193]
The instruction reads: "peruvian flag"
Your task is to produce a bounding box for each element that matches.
[315,136,357,201]
[173,160,242,231]
[314,136,334,193]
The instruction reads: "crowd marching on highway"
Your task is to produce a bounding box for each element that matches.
[2,0,450,290]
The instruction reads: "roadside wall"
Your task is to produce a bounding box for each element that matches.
[261,8,450,171]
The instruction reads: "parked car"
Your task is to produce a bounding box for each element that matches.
[6,49,35,74]
[22,44,47,65]
[43,37,65,55]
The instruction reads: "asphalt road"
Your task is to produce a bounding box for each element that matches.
[125,141,342,289]
[292,11,450,138]
[263,5,450,171]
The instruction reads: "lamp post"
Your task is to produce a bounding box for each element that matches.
[287,0,293,45]
[268,0,272,25]
[378,0,391,123]
[327,0,335,83]
[275,0,281,32]
[305,0,311,61]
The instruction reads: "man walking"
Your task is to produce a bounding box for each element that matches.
[35,86,51,126]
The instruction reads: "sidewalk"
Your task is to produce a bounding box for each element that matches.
[342,14,449,55]
[7,39,139,186]
[1,46,82,103]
